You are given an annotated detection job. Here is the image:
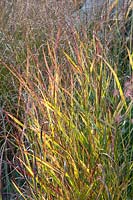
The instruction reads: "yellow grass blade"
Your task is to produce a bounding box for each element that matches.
[64,52,82,74]
[18,157,34,178]
[7,113,25,128]
[12,181,27,200]
[127,48,133,71]
[101,57,127,109]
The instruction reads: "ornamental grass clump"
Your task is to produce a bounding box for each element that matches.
[0,0,133,199]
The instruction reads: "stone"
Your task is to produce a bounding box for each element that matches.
[70,0,130,26]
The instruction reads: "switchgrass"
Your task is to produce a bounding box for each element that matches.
[0,0,133,199]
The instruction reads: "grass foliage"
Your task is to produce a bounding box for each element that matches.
[0,0,133,199]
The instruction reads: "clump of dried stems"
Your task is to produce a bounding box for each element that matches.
[0,0,133,199]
